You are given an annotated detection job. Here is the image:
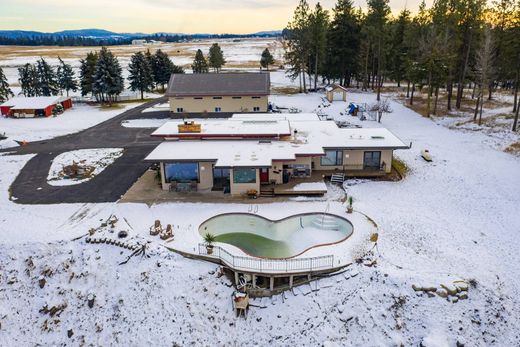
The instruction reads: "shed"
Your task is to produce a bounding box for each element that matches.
[326,85,348,103]
[0,96,73,118]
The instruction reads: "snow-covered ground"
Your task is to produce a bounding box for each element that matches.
[0,103,142,149]
[1,71,520,345]
[47,148,124,186]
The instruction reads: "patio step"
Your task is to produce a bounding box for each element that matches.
[330,173,345,184]
[260,187,275,197]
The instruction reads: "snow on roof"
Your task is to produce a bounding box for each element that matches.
[231,113,320,122]
[151,119,292,138]
[146,113,408,166]
[1,96,68,109]
[145,140,324,167]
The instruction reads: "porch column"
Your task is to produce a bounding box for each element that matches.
[269,276,274,291]
[234,272,239,286]
[289,275,294,288]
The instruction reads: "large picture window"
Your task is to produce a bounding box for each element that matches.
[233,168,257,184]
[363,151,381,170]
[164,162,199,182]
[320,150,343,166]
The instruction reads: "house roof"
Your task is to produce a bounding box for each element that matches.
[151,119,291,139]
[145,113,409,167]
[325,84,348,93]
[166,73,270,97]
[1,96,69,110]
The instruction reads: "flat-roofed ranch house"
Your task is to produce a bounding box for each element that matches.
[145,113,409,197]
[166,73,270,116]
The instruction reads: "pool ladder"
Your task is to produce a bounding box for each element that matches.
[248,205,258,214]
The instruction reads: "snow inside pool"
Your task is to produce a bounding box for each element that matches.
[199,213,353,258]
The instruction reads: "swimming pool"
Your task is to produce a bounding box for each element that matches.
[199,213,353,259]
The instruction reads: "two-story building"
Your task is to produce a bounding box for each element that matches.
[166,73,270,117]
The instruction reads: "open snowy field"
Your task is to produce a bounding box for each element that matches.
[0,38,283,88]
[1,77,520,345]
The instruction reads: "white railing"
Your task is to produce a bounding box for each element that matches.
[198,244,334,273]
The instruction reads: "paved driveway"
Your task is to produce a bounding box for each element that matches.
[5,98,170,204]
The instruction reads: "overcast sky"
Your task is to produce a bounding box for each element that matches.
[0,0,430,34]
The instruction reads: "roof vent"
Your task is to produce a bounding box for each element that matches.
[258,140,271,144]
[371,136,385,139]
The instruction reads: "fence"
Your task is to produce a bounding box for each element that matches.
[198,244,334,273]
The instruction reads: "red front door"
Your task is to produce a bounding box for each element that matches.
[260,168,269,183]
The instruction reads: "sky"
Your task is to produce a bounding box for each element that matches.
[0,0,428,34]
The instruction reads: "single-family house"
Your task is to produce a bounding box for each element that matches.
[145,113,409,197]
[0,96,73,118]
[166,73,270,117]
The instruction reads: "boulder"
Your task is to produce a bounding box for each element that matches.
[436,288,448,298]
[440,283,458,296]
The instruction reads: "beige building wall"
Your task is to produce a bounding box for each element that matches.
[230,168,260,196]
[312,149,394,173]
[169,96,268,114]
[198,162,214,190]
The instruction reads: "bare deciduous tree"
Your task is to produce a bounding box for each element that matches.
[474,27,495,126]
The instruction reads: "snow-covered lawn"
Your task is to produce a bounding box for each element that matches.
[0,103,142,149]
[291,181,328,191]
[47,148,124,186]
[1,84,520,344]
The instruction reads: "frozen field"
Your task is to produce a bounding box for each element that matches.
[0,71,520,345]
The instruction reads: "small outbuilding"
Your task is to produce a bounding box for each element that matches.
[326,84,348,103]
[0,96,73,118]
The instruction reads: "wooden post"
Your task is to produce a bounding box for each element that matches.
[234,272,239,287]
[269,276,274,291]
[289,275,293,288]
[252,274,256,288]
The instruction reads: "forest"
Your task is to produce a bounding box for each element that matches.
[283,0,520,130]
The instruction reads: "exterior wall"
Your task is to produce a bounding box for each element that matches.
[270,157,313,184]
[198,162,214,190]
[312,149,394,173]
[230,168,260,196]
[169,95,268,114]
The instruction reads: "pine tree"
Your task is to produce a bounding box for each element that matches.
[192,49,209,73]
[18,63,39,97]
[389,9,411,87]
[36,58,59,96]
[57,57,78,97]
[208,43,226,72]
[128,51,154,100]
[309,2,329,91]
[325,0,361,86]
[93,47,124,103]
[152,49,184,91]
[0,66,13,102]
[260,48,275,70]
[80,52,98,97]
[285,0,312,92]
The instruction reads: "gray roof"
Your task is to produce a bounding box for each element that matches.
[166,72,270,97]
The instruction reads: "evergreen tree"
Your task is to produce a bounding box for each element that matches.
[388,9,411,87]
[260,48,275,70]
[192,49,209,73]
[57,57,78,97]
[153,49,184,91]
[365,0,391,101]
[93,47,124,103]
[128,51,154,100]
[145,49,156,82]
[325,0,361,86]
[36,58,59,96]
[79,52,98,97]
[208,43,226,72]
[308,2,329,90]
[285,0,312,92]
[0,66,13,102]
[18,63,39,97]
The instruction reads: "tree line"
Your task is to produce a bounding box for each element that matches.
[1,48,184,103]
[284,0,520,130]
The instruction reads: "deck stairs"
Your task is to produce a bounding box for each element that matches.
[330,173,345,184]
[260,185,275,197]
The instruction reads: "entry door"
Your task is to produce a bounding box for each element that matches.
[213,168,230,190]
[259,168,269,184]
[363,151,381,170]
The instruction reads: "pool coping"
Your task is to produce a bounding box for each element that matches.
[198,212,354,260]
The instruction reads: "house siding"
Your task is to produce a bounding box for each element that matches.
[169,96,268,114]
